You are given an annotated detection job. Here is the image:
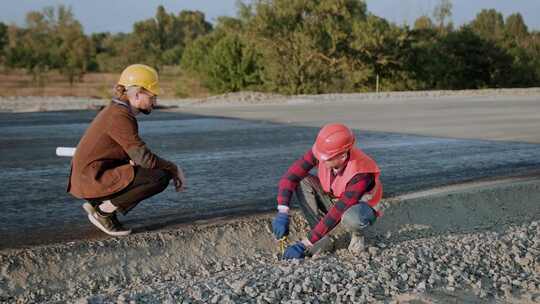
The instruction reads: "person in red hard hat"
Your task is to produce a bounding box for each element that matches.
[272,123,383,259]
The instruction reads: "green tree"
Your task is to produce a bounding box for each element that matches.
[131,16,161,67]
[130,6,212,67]
[54,5,91,84]
[181,15,261,93]
[407,26,441,89]
[350,14,412,91]
[529,32,540,82]
[505,13,528,42]
[4,7,58,83]
[0,22,7,59]
[164,10,212,65]
[243,0,368,94]
[504,45,538,86]
[470,9,505,42]
[181,16,238,76]
[414,15,434,30]
[177,10,213,46]
[181,34,219,76]
[433,0,452,31]
[206,34,261,92]
[87,32,109,71]
[435,27,514,89]
[3,6,90,84]
[407,25,523,90]
[92,33,134,72]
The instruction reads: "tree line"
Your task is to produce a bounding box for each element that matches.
[0,0,539,94]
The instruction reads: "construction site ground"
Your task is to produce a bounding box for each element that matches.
[0,89,539,303]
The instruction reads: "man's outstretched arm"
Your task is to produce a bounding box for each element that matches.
[276,149,317,212]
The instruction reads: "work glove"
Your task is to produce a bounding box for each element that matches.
[283,242,306,260]
[272,212,290,239]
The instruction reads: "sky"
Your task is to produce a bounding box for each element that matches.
[0,0,539,34]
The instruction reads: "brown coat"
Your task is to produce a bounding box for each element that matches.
[68,101,175,199]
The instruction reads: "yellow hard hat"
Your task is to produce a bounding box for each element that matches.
[118,64,161,96]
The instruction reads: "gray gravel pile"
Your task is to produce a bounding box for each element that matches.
[11,221,534,304]
[0,96,106,112]
[187,91,285,106]
[302,87,540,103]
[2,88,540,112]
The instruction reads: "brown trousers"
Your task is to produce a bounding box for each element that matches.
[88,167,172,214]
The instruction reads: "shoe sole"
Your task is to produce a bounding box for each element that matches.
[82,203,131,237]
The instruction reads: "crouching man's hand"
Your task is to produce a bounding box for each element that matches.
[283,242,306,260]
[272,212,290,239]
[283,239,313,260]
[171,165,186,192]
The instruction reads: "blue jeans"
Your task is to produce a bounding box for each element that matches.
[341,202,376,233]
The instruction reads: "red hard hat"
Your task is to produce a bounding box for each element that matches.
[312,123,355,161]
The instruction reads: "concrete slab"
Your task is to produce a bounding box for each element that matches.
[176,94,540,143]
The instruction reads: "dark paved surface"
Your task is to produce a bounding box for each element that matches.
[1,110,540,249]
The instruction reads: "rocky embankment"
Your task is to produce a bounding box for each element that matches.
[76,223,540,304]
[1,177,539,303]
[1,221,538,303]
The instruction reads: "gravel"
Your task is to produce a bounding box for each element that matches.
[1,88,540,112]
[2,221,537,303]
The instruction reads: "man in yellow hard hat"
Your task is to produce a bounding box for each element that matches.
[67,64,186,236]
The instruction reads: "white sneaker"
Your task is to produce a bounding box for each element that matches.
[82,202,131,236]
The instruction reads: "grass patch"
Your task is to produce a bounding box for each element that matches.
[0,67,210,99]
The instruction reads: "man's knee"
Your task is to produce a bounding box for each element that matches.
[141,168,172,194]
[341,202,376,232]
[299,175,321,190]
[156,169,173,190]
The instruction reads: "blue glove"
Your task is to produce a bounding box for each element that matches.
[283,242,306,260]
[272,212,289,239]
